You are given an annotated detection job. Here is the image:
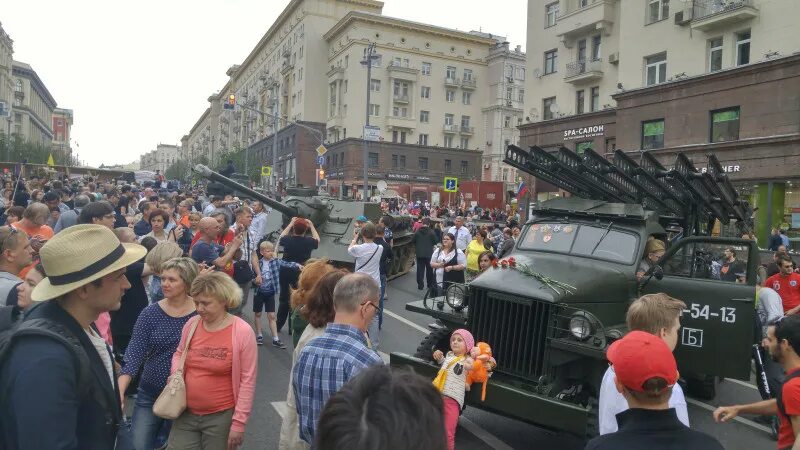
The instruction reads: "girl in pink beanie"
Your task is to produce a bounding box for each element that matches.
[432,329,475,450]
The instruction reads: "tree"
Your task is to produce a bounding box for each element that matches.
[165,159,191,181]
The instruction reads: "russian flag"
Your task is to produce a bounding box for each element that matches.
[516,180,528,198]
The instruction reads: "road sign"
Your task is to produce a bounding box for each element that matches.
[261,166,272,176]
[316,144,328,156]
[363,125,381,142]
[317,156,325,166]
[444,177,458,192]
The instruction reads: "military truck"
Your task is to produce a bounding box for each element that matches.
[193,165,415,278]
[390,145,759,438]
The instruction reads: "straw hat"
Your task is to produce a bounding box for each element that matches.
[32,224,147,301]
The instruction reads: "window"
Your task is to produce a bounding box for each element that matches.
[545,2,559,27]
[463,69,473,81]
[642,119,665,150]
[591,35,602,60]
[444,135,454,148]
[446,66,457,79]
[421,86,431,99]
[392,155,399,169]
[444,159,452,172]
[577,39,587,62]
[576,90,585,115]
[506,87,513,100]
[422,62,432,75]
[575,141,593,155]
[369,104,380,116]
[419,157,429,171]
[544,50,558,75]
[418,133,429,145]
[344,80,348,93]
[460,161,468,175]
[392,130,407,143]
[543,97,556,120]
[590,87,600,112]
[518,89,525,103]
[502,168,509,181]
[299,68,304,80]
[400,155,406,168]
[446,90,455,102]
[708,38,723,72]
[645,53,667,86]
[504,116,511,128]
[370,79,381,91]
[647,0,669,24]
[460,116,470,128]
[392,106,408,117]
[368,152,379,168]
[736,30,751,66]
[370,55,382,68]
[299,46,303,58]
[517,67,526,80]
[462,92,471,105]
[420,110,430,123]
[445,114,454,125]
[460,137,469,149]
[710,107,740,143]
[393,80,409,97]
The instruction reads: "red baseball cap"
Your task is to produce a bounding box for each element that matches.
[607,330,678,392]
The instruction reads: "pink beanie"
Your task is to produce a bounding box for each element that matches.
[452,329,474,353]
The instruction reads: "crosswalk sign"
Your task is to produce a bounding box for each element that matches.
[444,177,458,192]
[261,166,272,176]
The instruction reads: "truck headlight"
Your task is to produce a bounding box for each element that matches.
[569,311,601,341]
[446,284,468,312]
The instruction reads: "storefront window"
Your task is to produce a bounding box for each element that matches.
[710,107,740,143]
[642,119,665,149]
[575,141,593,155]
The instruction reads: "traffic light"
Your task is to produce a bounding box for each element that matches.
[318,168,325,180]
[224,94,236,110]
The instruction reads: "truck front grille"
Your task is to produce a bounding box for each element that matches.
[468,287,554,379]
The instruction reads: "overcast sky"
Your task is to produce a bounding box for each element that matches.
[3,0,527,167]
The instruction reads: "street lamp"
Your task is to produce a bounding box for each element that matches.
[360,42,380,201]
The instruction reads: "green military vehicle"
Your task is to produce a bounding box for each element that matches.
[390,145,759,438]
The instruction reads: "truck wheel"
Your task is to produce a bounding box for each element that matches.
[413,326,451,362]
[585,396,600,440]
[685,374,717,400]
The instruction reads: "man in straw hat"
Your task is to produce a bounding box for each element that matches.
[0,224,146,449]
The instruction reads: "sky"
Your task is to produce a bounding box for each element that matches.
[3,0,527,167]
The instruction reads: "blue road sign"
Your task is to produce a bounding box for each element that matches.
[317,156,325,165]
[444,177,458,192]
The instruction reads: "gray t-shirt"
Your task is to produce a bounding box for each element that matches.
[757,287,784,337]
[0,272,22,306]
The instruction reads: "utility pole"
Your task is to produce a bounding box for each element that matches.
[361,42,379,201]
[272,84,280,195]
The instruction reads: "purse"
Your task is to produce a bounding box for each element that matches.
[152,316,200,419]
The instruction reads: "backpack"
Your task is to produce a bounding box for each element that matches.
[777,369,800,420]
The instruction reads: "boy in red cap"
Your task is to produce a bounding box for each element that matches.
[587,331,723,449]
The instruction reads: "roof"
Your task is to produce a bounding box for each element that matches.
[12,60,57,109]
[324,10,500,45]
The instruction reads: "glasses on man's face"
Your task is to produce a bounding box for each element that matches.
[360,300,378,311]
[103,214,116,219]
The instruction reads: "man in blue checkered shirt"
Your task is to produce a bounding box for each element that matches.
[292,273,384,445]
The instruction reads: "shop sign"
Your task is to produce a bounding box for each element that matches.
[415,176,431,181]
[563,125,605,141]
[700,165,741,174]
[388,173,411,180]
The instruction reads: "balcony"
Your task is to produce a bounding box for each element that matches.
[691,0,758,31]
[443,124,458,133]
[461,78,477,89]
[564,58,604,83]
[444,77,460,87]
[555,0,615,42]
[459,126,474,135]
[386,115,416,130]
[387,62,419,82]
[326,66,345,81]
[393,93,410,103]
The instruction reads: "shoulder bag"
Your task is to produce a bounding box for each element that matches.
[152,316,200,419]
[356,244,380,272]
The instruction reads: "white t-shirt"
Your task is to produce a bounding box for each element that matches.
[598,365,689,435]
[85,328,115,387]
[348,242,383,286]
[431,248,467,285]
[447,226,472,251]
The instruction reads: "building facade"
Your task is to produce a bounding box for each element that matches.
[51,107,73,163]
[0,23,13,134]
[11,61,56,148]
[323,137,482,201]
[246,121,326,188]
[518,54,800,243]
[140,143,181,173]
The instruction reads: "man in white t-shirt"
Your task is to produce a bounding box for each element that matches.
[348,222,383,348]
[598,293,690,434]
[447,216,472,251]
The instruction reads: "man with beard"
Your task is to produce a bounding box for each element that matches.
[714,315,800,449]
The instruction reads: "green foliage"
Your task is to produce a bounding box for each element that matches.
[0,134,59,165]
[165,159,191,181]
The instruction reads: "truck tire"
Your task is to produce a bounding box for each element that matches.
[685,374,717,400]
[413,326,451,362]
[585,396,600,440]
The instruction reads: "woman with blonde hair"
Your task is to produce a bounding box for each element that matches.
[119,257,200,450]
[145,241,183,303]
[167,272,257,450]
[289,258,335,348]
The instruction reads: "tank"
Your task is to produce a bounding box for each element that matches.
[193,165,415,279]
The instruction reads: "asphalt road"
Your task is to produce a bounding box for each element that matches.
[239,271,776,450]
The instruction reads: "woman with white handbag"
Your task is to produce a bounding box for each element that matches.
[163,272,257,450]
[118,257,199,450]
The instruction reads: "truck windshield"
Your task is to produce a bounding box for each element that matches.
[518,223,638,264]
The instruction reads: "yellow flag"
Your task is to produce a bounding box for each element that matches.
[47,153,55,166]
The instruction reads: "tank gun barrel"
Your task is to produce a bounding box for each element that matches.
[192,164,301,218]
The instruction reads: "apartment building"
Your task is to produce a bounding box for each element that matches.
[52,107,73,162]
[140,144,181,173]
[11,61,56,148]
[521,0,800,242]
[0,23,12,129]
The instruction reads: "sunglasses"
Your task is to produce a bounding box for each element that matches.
[0,226,19,253]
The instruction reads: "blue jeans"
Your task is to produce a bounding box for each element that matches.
[131,390,171,450]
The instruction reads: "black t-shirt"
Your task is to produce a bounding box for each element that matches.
[280,235,319,264]
[110,261,147,337]
[720,259,747,282]
[375,237,393,276]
